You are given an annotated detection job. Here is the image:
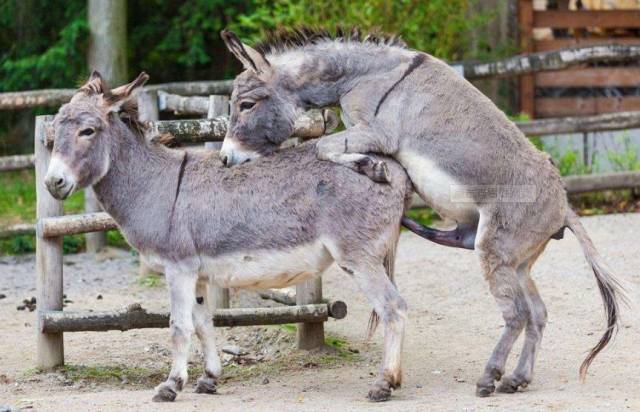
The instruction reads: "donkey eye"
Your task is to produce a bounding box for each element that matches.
[79,128,95,137]
[239,101,256,112]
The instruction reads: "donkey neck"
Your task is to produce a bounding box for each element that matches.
[274,43,415,108]
[92,119,184,230]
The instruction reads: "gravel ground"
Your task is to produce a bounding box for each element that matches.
[0,213,638,411]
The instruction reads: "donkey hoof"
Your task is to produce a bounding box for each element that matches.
[371,161,391,184]
[195,376,217,394]
[152,385,177,402]
[367,380,392,402]
[475,384,495,398]
[497,375,526,394]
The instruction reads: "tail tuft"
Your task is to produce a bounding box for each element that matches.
[565,209,627,379]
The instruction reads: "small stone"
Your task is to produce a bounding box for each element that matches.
[16,305,25,311]
[222,345,248,356]
[262,377,269,385]
[96,294,103,300]
[0,293,6,299]
[63,299,73,304]
[0,405,13,412]
[416,384,423,389]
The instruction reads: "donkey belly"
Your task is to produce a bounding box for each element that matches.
[396,150,479,224]
[200,240,333,289]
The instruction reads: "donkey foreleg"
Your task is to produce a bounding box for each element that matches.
[340,261,407,402]
[316,126,396,183]
[193,280,222,394]
[153,271,197,402]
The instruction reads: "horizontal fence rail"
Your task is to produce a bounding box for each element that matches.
[0,80,233,110]
[40,303,334,333]
[0,154,35,172]
[2,44,637,111]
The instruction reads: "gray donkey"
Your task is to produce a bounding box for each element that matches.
[219,28,626,397]
[44,71,438,402]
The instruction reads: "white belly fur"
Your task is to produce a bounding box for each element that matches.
[199,240,333,289]
[397,150,479,223]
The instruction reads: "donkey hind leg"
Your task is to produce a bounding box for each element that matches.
[475,259,529,397]
[153,272,197,402]
[316,127,392,183]
[340,260,407,402]
[193,280,222,394]
[498,246,548,394]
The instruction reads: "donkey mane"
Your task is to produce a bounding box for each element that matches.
[254,26,407,56]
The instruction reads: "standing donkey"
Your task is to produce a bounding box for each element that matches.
[44,71,433,402]
[219,28,626,397]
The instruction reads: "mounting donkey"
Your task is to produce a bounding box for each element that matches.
[219,28,626,397]
[43,71,447,402]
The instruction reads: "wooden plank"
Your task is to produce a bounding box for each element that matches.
[519,0,535,117]
[535,37,640,52]
[536,67,640,87]
[0,223,35,239]
[40,304,331,333]
[35,115,65,369]
[535,10,640,29]
[516,111,640,136]
[536,96,640,117]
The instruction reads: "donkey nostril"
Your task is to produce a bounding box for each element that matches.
[55,177,65,187]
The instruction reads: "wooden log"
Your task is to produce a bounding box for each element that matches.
[35,115,65,369]
[38,212,117,238]
[258,288,297,306]
[0,89,75,110]
[564,171,640,194]
[296,277,324,350]
[39,303,331,333]
[462,44,640,79]
[0,154,35,172]
[144,80,233,96]
[158,91,209,115]
[147,111,330,144]
[0,223,35,239]
[516,111,640,136]
[536,67,640,88]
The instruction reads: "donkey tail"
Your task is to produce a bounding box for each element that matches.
[565,209,628,379]
[366,230,399,340]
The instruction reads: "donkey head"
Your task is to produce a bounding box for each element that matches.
[45,71,148,200]
[220,30,299,166]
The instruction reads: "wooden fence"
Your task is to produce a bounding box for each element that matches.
[518,1,640,117]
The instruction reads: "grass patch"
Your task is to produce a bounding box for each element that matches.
[0,170,130,255]
[137,273,164,288]
[404,207,438,227]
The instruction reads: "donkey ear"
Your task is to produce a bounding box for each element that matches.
[106,72,150,112]
[80,70,108,95]
[111,72,149,98]
[221,29,271,75]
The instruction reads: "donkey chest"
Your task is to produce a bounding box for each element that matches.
[396,150,479,224]
[199,241,333,289]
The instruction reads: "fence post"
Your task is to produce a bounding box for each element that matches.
[137,90,160,276]
[207,95,230,309]
[296,277,324,349]
[518,0,535,117]
[35,115,65,368]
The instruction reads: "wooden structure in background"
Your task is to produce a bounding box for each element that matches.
[519,0,640,117]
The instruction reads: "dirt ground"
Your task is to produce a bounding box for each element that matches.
[0,213,638,411]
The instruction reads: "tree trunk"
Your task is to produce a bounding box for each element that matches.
[85,0,128,252]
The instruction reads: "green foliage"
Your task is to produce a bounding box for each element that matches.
[405,207,438,227]
[137,273,164,288]
[606,133,640,172]
[235,0,490,61]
